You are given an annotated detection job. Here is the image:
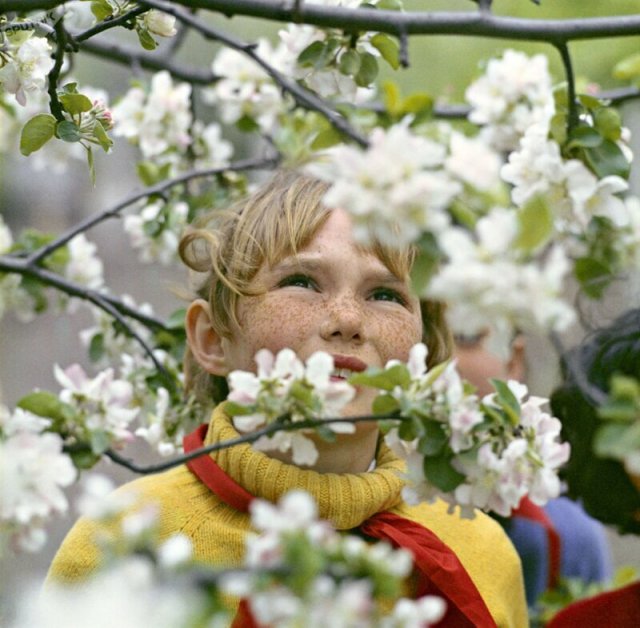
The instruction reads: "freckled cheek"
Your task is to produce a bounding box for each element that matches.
[237,296,319,356]
[371,312,423,363]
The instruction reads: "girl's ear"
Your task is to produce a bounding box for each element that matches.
[185,299,228,376]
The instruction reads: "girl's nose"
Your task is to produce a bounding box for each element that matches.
[319,295,365,343]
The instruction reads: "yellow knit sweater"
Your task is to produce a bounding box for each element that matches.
[49,406,527,627]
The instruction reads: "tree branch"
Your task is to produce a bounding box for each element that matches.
[143,2,640,43]
[0,254,168,330]
[3,1,640,43]
[25,156,280,267]
[105,412,403,474]
[46,17,66,121]
[77,37,217,84]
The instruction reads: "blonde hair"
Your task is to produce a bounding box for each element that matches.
[179,169,451,404]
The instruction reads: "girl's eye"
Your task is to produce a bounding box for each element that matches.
[370,287,407,305]
[278,274,317,290]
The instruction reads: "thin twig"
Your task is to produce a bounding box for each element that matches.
[26,156,280,266]
[47,17,66,121]
[73,6,147,43]
[104,412,404,474]
[555,42,578,134]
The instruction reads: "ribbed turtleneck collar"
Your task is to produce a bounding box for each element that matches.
[203,405,406,530]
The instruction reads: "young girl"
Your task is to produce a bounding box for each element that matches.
[49,170,527,626]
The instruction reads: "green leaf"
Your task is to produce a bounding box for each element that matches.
[349,364,410,391]
[87,146,96,186]
[90,0,114,21]
[594,108,622,142]
[297,40,328,68]
[236,115,260,133]
[137,27,157,51]
[513,195,554,253]
[370,33,400,70]
[583,139,630,180]
[613,52,640,80]
[372,393,399,416]
[17,391,69,422]
[311,126,343,150]
[567,125,602,149]
[577,93,603,110]
[594,422,638,459]
[19,114,56,156]
[423,453,466,492]
[68,445,101,470]
[418,422,448,456]
[224,401,255,416]
[137,162,160,186]
[398,417,417,441]
[355,52,378,87]
[59,92,93,115]
[56,120,82,143]
[88,333,105,363]
[89,429,111,455]
[490,379,521,426]
[402,92,433,116]
[382,80,401,115]
[338,49,361,76]
[92,121,113,152]
[377,0,403,9]
[574,257,612,298]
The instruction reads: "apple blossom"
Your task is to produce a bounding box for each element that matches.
[54,363,139,448]
[0,35,55,106]
[0,407,76,552]
[228,348,355,466]
[112,71,192,161]
[308,124,459,247]
[205,40,289,133]
[142,10,177,38]
[466,49,554,151]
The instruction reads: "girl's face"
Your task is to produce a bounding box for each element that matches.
[219,208,423,417]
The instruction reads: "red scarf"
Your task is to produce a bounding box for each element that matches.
[184,424,497,628]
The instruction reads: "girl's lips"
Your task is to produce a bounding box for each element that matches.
[331,354,368,374]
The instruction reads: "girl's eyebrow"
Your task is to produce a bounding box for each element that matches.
[270,254,405,285]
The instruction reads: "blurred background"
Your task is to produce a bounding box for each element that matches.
[2,0,640,618]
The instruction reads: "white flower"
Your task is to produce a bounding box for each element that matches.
[157,534,193,568]
[444,131,502,192]
[0,36,55,106]
[112,71,192,160]
[228,348,355,464]
[385,596,447,628]
[143,10,177,38]
[0,410,76,552]
[65,234,104,289]
[309,124,459,247]
[466,49,554,151]
[191,121,233,169]
[54,363,139,447]
[123,200,188,265]
[250,490,318,534]
[0,214,12,253]
[12,558,212,628]
[62,1,98,30]
[205,40,287,133]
